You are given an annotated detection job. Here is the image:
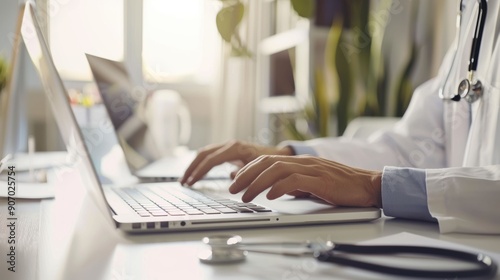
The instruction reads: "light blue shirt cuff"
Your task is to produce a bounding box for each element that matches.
[381,166,436,222]
[286,144,318,156]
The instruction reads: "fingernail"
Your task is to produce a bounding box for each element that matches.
[186,177,193,185]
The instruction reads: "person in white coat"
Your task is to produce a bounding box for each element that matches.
[181,0,500,234]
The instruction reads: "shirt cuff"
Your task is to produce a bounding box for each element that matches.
[278,141,318,156]
[381,166,436,222]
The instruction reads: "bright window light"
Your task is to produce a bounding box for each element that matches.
[48,0,221,84]
[49,0,124,81]
[142,0,221,83]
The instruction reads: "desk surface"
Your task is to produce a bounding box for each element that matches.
[1,198,500,280]
[1,178,500,280]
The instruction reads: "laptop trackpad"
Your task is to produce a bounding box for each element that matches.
[252,195,373,215]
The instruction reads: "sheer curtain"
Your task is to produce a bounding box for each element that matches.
[211,0,261,144]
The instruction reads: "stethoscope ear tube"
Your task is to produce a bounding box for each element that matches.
[440,0,487,103]
[314,244,498,278]
[468,0,487,72]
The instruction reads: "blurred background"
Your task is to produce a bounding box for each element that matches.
[0,0,457,154]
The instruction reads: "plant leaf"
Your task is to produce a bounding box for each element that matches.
[216,2,244,43]
[395,43,418,116]
[290,0,314,18]
[0,56,8,91]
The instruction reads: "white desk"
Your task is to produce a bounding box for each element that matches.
[1,169,500,280]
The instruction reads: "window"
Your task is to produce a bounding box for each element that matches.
[142,0,221,83]
[48,0,221,84]
[49,0,124,81]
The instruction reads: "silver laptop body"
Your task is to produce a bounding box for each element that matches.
[22,2,380,233]
[85,53,229,182]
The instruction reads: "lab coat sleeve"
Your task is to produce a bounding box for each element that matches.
[279,42,458,171]
[426,165,500,234]
[281,78,447,171]
[381,166,436,222]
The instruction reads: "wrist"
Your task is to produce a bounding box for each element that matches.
[370,172,383,208]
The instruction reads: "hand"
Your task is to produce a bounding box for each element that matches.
[229,155,382,208]
[180,140,293,186]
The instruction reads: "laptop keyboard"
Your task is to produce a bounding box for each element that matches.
[115,185,272,217]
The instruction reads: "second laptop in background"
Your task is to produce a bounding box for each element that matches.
[85,53,231,182]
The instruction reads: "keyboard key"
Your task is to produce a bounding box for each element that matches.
[247,206,266,210]
[199,208,221,214]
[151,212,169,217]
[184,210,204,215]
[253,208,272,212]
[167,211,187,216]
[149,210,168,215]
[116,187,271,217]
[236,203,257,207]
[217,208,238,214]
[230,207,254,213]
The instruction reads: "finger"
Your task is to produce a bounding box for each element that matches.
[180,144,224,185]
[230,155,316,194]
[230,170,239,179]
[187,142,253,185]
[231,148,300,178]
[229,156,278,194]
[239,161,320,202]
[231,154,270,180]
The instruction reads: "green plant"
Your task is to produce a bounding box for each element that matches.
[297,0,418,137]
[215,0,418,140]
[215,0,314,57]
[0,56,8,93]
[216,0,250,57]
[329,0,388,135]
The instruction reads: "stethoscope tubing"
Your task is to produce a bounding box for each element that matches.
[469,0,487,72]
[315,244,498,278]
[201,235,498,278]
[439,0,487,102]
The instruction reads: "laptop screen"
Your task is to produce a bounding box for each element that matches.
[85,54,136,129]
[86,54,159,172]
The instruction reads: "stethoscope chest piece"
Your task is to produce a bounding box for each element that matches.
[198,247,247,264]
[458,78,483,102]
[198,235,247,264]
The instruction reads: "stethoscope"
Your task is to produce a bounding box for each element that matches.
[439,0,487,103]
[199,235,498,279]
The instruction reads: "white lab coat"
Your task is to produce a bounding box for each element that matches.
[287,0,500,234]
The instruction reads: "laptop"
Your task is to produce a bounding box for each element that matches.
[85,53,230,182]
[21,2,380,233]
